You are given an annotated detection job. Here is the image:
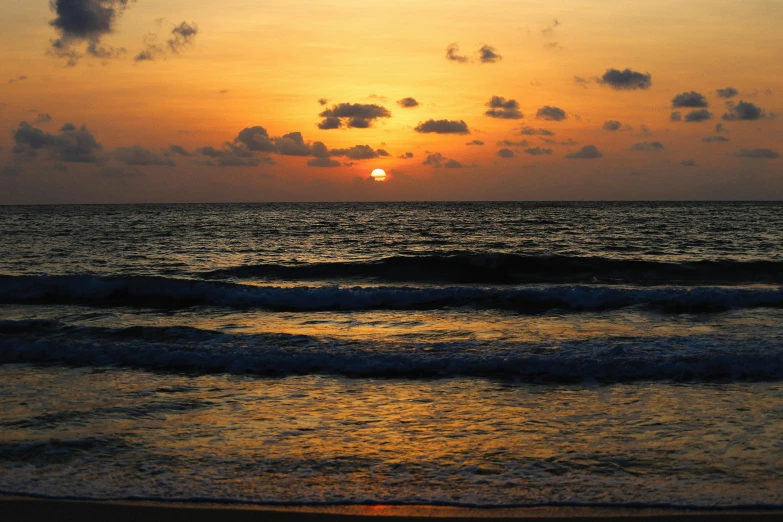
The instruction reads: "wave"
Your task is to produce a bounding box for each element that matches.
[1,274,782,313]
[2,321,782,382]
[201,253,783,285]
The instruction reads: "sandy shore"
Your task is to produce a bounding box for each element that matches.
[2,496,782,522]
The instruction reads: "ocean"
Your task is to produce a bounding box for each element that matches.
[1,202,782,508]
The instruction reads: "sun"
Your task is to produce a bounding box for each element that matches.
[371,168,387,181]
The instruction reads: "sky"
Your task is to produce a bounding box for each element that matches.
[1,0,782,203]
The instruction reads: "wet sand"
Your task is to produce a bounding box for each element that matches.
[3,496,782,522]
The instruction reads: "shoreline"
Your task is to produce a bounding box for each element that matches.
[3,496,783,521]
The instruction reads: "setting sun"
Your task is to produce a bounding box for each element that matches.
[371,168,387,181]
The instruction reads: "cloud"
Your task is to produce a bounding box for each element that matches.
[702,136,729,143]
[630,141,664,151]
[166,144,191,156]
[11,121,103,163]
[445,43,468,63]
[497,148,515,158]
[680,159,697,167]
[414,119,470,134]
[330,144,387,160]
[535,106,567,121]
[48,0,132,64]
[734,148,779,159]
[497,140,528,147]
[543,138,579,146]
[565,145,603,159]
[197,144,262,167]
[716,87,738,99]
[518,126,554,136]
[97,166,141,178]
[318,102,391,129]
[573,76,589,88]
[598,68,652,90]
[671,91,708,108]
[168,21,198,52]
[318,98,328,106]
[485,96,523,119]
[466,140,484,146]
[478,45,501,63]
[423,153,464,168]
[670,111,682,122]
[524,147,552,156]
[722,100,773,121]
[715,123,727,133]
[136,21,199,61]
[0,165,24,177]
[113,146,175,166]
[52,163,69,172]
[684,109,713,122]
[234,126,277,152]
[397,97,419,108]
[33,113,53,124]
[398,152,414,158]
[602,120,623,131]
[8,75,27,84]
[307,157,340,167]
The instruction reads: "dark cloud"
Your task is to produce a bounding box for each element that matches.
[684,109,713,122]
[48,0,132,64]
[445,43,468,63]
[307,157,340,167]
[317,117,342,130]
[671,91,708,108]
[497,148,514,158]
[318,103,391,129]
[398,152,414,158]
[114,145,175,166]
[275,132,313,156]
[34,113,53,124]
[0,165,24,177]
[330,144,387,160]
[197,144,261,167]
[734,148,779,159]
[715,123,727,133]
[702,136,729,143]
[598,68,652,90]
[535,106,567,121]
[716,87,738,99]
[414,119,470,134]
[670,111,682,122]
[602,120,623,131]
[630,141,664,151]
[168,21,198,52]
[478,45,501,63]
[565,145,603,159]
[8,75,28,84]
[397,97,419,108]
[680,159,697,167]
[543,138,579,146]
[11,121,103,163]
[318,98,328,106]
[485,96,523,119]
[497,139,529,147]
[518,126,554,136]
[97,166,141,178]
[722,100,772,121]
[466,140,484,146]
[234,126,276,152]
[166,144,191,156]
[524,147,552,156]
[423,153,464,168]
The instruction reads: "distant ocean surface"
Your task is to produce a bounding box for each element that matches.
[1,202,782,507]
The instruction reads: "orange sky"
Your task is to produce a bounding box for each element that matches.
[1,1,782,202]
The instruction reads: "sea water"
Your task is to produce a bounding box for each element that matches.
[1,202,782,507]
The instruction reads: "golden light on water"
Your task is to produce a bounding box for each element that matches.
[371,169,387,181]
